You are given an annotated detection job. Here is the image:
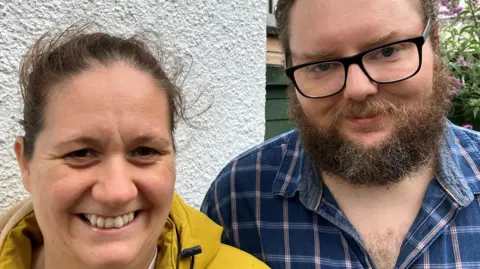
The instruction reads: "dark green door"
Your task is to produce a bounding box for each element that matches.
[265,65,295,140]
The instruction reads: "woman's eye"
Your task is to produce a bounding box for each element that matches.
[64,149,97,167]
[131,147,161,158]
[128,147,166,165]
[65,149,94,159]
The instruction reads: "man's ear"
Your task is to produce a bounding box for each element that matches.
[14,137,32,193]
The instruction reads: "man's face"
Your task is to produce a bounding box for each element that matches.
[288,0,451,186]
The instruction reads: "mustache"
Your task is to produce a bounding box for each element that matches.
[328,99,407,124]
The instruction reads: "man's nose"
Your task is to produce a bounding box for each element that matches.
[342,64,378,101]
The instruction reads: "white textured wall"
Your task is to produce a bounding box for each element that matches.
[0,0,266,212]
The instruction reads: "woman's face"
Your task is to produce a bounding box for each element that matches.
[15,62,175,268]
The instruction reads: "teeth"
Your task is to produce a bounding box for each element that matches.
[105,218,114,228]
[128,212,134,222]
[114,216,123,228]
[90,215,97,226]
[96,217,104,228]
[84,212,136,229]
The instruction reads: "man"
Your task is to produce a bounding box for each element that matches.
[201,0,480,268]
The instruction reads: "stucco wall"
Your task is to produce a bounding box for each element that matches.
[0,0,266,212]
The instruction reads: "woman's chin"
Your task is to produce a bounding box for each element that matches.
[78,245,142,268]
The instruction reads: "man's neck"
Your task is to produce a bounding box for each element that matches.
[321,157,437,269]
[321,157,436,212]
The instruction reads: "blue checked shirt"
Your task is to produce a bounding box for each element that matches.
[201,121,480,269]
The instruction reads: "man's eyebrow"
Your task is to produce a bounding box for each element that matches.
[293,30,400,63]
[361,29,399,49]
[294,50,333,62]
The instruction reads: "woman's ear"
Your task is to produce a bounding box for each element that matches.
[14,137,32,193]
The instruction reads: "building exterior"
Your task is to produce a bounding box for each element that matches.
[0,0,267,212]
[265,0,294,140]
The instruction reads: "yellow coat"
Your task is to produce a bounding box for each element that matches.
[0,193,269,269]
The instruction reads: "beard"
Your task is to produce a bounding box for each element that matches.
[289,55,452,187]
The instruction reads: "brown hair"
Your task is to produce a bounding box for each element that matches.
[274,0,441,65]
[19,25,186,158]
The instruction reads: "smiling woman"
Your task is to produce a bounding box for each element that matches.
[0,25,269,269]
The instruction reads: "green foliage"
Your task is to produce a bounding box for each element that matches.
[441,0,480,129]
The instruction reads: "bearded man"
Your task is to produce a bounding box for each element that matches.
[201,0,480,268]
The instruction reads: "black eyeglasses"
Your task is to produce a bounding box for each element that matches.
[285,18,431,99]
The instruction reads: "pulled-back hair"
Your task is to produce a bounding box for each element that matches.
[19,25,186,158]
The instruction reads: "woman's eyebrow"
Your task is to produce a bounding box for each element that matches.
[53,136,104,150]
[130,135,172,148]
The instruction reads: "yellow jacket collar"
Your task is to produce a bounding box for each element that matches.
[0,194,223,269]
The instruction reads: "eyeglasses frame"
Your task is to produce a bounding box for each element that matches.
[284,18,432,99]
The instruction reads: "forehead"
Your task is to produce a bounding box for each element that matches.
[289,0,423,57]
[43,62,171,135]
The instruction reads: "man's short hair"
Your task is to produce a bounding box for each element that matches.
[274,0,441,64]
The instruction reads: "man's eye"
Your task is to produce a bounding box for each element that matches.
[304,62,342,77]
[380,47,397,58]
[312,63,331,72]
[315,63,331,72]
[370,45,404,60]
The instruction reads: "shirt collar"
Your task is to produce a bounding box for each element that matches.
[272,129,305,197]
[148,248,158,269]
[437,121,480,206]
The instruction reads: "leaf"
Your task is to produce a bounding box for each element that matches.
[440,8,480,123]
[460,25,475,36]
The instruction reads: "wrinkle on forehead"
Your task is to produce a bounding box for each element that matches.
[289,0,424,60]
[37,62,172,153]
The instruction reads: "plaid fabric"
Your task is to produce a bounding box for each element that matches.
[201,120,480,269]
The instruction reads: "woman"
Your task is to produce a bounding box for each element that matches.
[0,27,269,269]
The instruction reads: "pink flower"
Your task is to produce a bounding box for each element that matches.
[451,76,464,90]
[453,6,464,13]
[440,0,463,15]
[456,57,474,67]
[440,9,452,15]
[441,0,451,6]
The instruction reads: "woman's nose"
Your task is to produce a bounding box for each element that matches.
[91,156,138,208]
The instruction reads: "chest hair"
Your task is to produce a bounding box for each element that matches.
[362,229,405,269]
